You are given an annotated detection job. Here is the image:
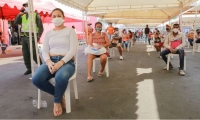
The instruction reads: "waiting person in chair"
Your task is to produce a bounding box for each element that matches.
[32,8,78,116]
[109,27,123,60]
[160,23,186,76]
[87,22,110,82]
[14,2,43,75]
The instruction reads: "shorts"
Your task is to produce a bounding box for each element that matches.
[109,43,122,48]
[95,52,109,58]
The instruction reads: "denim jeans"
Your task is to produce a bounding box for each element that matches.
[160,49,184,70]
[188,39,193,46]
[122,41,129,48]
[145,34,149,43]
[32,56,75,103]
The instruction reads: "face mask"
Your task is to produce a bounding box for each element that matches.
[173,28,179,33]
[115,31,119,34]
[166,28,169,31]
[95,28,102,32]
[25,7,29,13]
[51,17,64,26]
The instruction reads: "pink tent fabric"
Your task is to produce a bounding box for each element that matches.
[0,19,9,45]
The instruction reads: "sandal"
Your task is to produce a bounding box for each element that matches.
[98,71,103,76]
[87,76,93,82]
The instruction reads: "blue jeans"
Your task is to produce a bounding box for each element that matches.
[160,49,184,70]
[122,41,129,48]
[145,34,149,42]
[32,56,75,103]
[188,39,193,46]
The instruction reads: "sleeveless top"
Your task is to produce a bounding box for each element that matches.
[122,34,129,41]
[92,32,106,45]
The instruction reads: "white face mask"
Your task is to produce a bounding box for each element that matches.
[173,28,179,33]
[25,7,29,13]
[51,17,64,26]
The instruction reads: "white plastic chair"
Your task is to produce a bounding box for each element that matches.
[93,57,109,77]
[196,43,200,52]
[37,49,79,113]
[109,47,117,58]
[167,53,186,71]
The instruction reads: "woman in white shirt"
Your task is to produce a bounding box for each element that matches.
[32,8,78,117]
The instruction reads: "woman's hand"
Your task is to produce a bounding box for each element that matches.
[52,61,64,73]
[46,59,55,74]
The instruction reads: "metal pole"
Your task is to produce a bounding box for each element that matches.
[82,12,84,41]
[193,0,198,55]
[85,12,88,45]
[180,7,183,31]
[28,0,34,77]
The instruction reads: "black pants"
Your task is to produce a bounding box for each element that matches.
[21,36,41,70]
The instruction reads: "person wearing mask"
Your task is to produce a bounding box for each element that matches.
[187,30,194,47]
[154,31,163,52]
[122,29,130,51]
[87,22,110,82]
[109,27,123,60]
[160,24,186,76]
[195,29,200,43]
[145,25,150,43]
[164,24,171,37]
[14,2,43,75]
[106,23,115,40]
[32,8,78,116]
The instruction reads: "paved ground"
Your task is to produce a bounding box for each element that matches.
[1,41,200,119]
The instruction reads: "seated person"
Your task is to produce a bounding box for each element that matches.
[160,23,186,76]
[154,31,163,52]
[195,29,200,43]
[0,32,8,54]
[148,31,153,45]
[187,30,194,47]
[109,27,123,60]
[122,29,130,51]
[87,22,110,82]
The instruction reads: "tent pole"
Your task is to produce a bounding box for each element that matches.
[28,0,34,77]
[82,12,84,41]
[30,0,40,67]
[85,12,88,45]
[180,7,183,32]
[193,0,198,55]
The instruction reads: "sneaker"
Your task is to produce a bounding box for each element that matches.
[24,69,32,75]
[120,56,123,60]
[179,70,185,76]
[163,65,173,70]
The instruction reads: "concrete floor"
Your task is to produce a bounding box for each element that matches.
[1,42,200,119]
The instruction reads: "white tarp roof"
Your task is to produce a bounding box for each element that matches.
[55,0,197,25]
[55,0,196,12]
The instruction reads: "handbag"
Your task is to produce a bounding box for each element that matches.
[170,39,181,49]
[84,43,106,55]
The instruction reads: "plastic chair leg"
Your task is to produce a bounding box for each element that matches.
[65,84,71,113]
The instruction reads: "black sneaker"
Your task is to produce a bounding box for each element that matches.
[163,65,173,70]
[24,70,32,75]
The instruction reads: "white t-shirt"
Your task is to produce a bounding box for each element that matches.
[42,27,78,63]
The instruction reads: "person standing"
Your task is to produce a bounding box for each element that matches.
[106,23,115,40]
[145,25,150,43]
[14,2,43,75]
